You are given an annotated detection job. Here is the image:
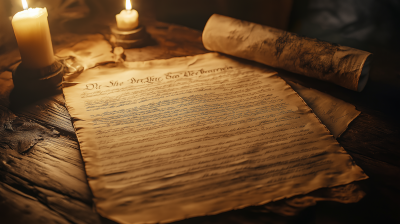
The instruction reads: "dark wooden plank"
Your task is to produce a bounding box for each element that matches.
[34,186,100,224]
[0,130,91,202]
[12,95,76,136]
[348,152,400,191]
[0,176,100,224]
[0,173,100,224]
[339,113,400,167]
[0,182,71,224]
[0,104,99,224]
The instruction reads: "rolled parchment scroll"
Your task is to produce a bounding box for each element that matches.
[202,14,372,91]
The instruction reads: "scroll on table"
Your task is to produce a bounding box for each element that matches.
[63,52,367,224]
[203,14,372,92]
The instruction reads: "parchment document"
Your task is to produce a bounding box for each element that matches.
[55,31,359,140]
[287,82,360,138]
[63,53,367,224]
[203,14,372,92]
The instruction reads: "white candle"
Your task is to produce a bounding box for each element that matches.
[116,0,139,30]
[12,0,54,69]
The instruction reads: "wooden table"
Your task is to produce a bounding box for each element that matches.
[1,11,400,224]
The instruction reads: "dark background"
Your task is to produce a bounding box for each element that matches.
[1,0,400,53]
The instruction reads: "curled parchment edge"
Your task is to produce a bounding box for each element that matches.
[202,14,372,92]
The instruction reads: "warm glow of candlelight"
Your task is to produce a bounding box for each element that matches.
[22,0,28,10]
[116,0,138,30]
[12,7,55,69]
[126,0,132,10]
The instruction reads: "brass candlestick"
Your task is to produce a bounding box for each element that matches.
[110,25,150,48]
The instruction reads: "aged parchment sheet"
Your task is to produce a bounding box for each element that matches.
[56,32,360,140]
[203,14,372,92]
[287,82,360,138]
[63,53,367,224]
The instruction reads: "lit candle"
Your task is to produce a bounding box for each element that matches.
[116,0,139,30]
[12,0,55,69]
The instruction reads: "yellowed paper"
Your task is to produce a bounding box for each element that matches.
[63,53,367,224]
[202,14,372,92]
[55,33,360,140]
[56,34,116,72]
[288,82,361,138]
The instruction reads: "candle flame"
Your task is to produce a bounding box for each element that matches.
[126,0,132,10]
[22,0,28,10]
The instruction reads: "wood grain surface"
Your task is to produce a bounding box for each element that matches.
[1,5,400,224]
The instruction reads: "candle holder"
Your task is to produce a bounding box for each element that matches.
[110,25,150,49]
[10,60,64,104]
